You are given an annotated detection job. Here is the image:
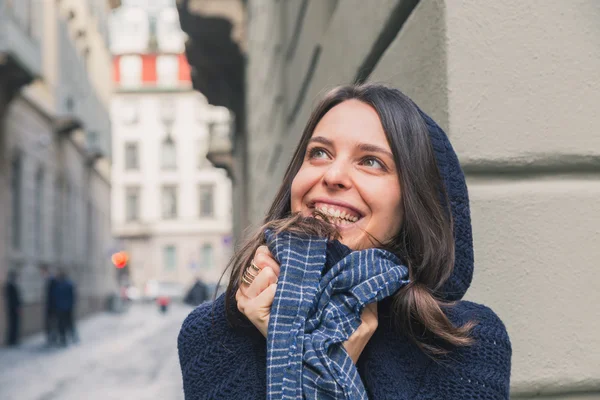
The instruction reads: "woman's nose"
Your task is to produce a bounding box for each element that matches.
[322,161,352,190]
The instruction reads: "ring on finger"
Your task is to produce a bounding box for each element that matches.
[241,273,254,286]
[244,268,256,278]
[249,260,261,273]
[243,268,257,283]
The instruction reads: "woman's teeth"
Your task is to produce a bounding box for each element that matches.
[315,205,359,224]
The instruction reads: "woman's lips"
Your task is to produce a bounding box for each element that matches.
[310,199,363,220]
[307,201,364,229]
[314,204,359,222]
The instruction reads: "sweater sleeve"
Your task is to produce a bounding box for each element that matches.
[417,301,512,400]
[178,301,211,398]
[177,296,268,400]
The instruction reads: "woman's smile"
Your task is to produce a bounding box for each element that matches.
[307,199,363,228]
[290,99,403,250]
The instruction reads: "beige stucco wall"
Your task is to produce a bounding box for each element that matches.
[446,1,600,397]
[244,0,600,397]
[445,0,600,165]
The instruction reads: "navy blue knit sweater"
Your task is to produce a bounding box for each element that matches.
[178,107,512,399]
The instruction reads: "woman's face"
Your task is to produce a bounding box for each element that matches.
[290,99,403,250]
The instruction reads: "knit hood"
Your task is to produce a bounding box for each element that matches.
[417,108,473,301]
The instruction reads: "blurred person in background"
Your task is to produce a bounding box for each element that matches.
[54,269,79,346]
[183,278,210,307]
[40,264,58,346]
[178,84,512,399]
[3,269,22,347]
[157,295,170,314]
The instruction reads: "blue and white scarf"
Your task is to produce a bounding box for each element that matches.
[265,230,410,399]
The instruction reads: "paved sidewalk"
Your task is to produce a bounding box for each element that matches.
[0,302,193,400]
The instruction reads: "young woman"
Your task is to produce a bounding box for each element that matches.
[178,84,512,399]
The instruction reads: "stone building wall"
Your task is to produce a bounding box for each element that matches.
[0,97,113,337]
[243,0,600,397]
[0,0,118,341]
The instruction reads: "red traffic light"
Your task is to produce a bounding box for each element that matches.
[112,251,129,269]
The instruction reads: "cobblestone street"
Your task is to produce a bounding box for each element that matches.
[0,303,192,400]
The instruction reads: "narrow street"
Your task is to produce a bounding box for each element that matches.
[0,303,193,400]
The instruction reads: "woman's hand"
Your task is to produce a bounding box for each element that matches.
[343,302,378,364]
[235,245,280,337]
[235,244,378,361]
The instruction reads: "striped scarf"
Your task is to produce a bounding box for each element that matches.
[265,230,410,399]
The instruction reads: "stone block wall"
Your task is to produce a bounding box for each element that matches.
[0,97,114,341]
[243,0,600,397]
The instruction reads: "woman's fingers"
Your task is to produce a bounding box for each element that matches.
[235,245,281,338]
[343,302,379,364]
[235,288,244,310]
[243,267,278,298]
[255,282,277,309]
[253,246,280,276]
[361,302,378,328]
[251,283,277,337]
[255,245,269,256]
[236,283,277,338]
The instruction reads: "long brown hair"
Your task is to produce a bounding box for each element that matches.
[224,83,474,355]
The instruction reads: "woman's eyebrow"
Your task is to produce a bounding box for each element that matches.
[358,143,394,159]
[308,136,333,146]
[309,136,394,159]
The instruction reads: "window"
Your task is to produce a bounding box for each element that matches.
[12,0,34,36]
[83,48,91,71]
[125,142,139,170]
[161,137,177,170]
[119,55,142,87]
[197,138,209,168]
[161,186,177,219]
[64,182,72,257]
[11,154,22,250]
[156,55,179,87]
[120,99,139,124]
[157,8,184,53]
[163,245,177,270]
[110,8,149,54]
[34,168,44,254]
[160,98,176,126]
[149,14,158,38]
[125,187,140,221]
[86,199,93,256]
[200,243,214,269]
[88,131,99,149]
[198,184,215,218]
[54,178,63,257]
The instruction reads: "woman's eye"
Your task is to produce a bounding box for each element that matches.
[361,157,384,170]
[308,148,329,160]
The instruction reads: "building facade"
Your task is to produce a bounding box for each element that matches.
[109,0,233,299]
[0,0,118,340]
[179,0,600,398]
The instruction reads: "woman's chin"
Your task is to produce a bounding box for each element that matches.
[337,229,367,250]
[337,235,365,250]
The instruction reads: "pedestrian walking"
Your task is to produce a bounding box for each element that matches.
[53,269,78,346]
[40,265,58,346]
[3,269,22,347]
